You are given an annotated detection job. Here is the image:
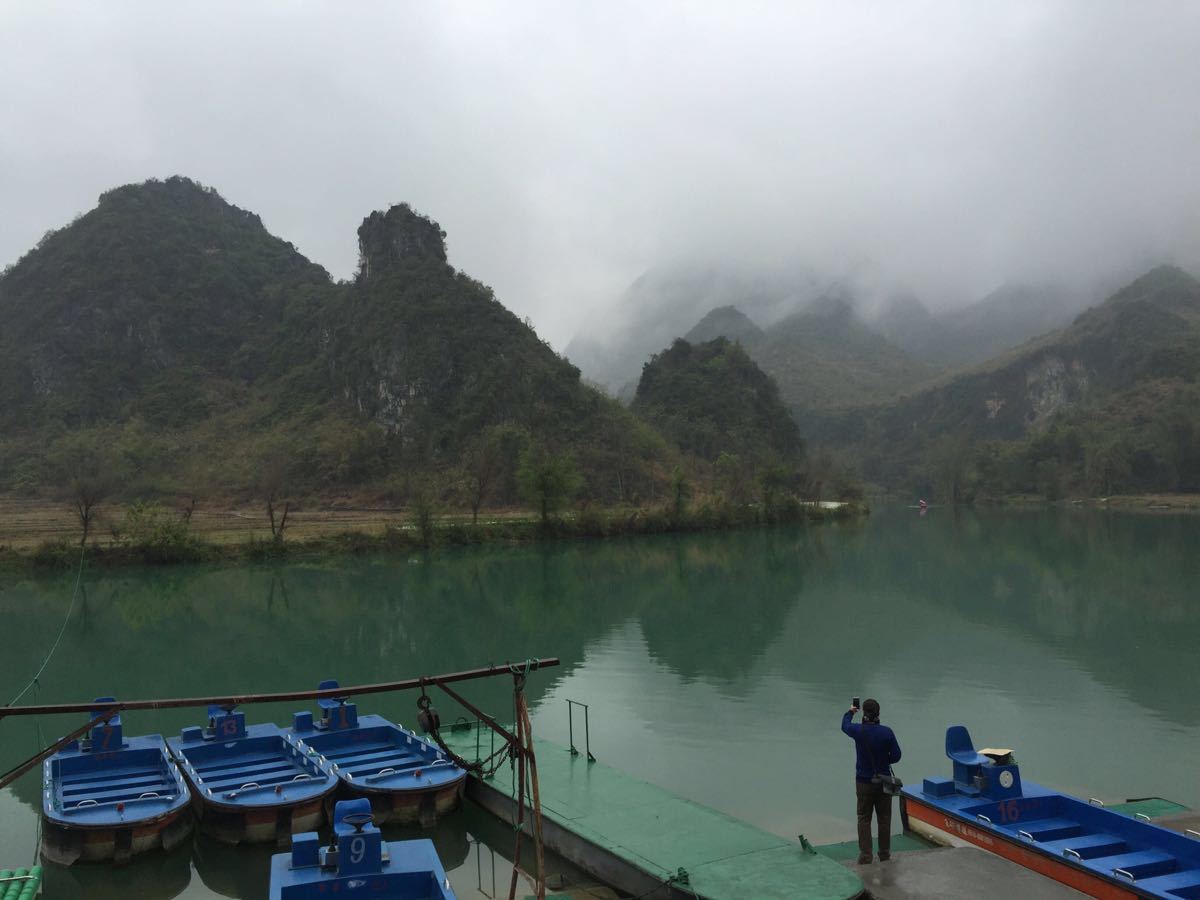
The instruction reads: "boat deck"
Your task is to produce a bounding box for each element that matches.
[440,723,864,900]
[293,715,463,793]
[169,723,333,807]
[44,734,187,827]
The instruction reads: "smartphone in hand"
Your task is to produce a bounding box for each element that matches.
[852,696,860,709]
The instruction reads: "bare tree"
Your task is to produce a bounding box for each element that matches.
[254,442,294,543]
[460,429,504,524]
[50,435,118,547]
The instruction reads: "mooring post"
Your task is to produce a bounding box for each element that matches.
[584,702,595,763]
[567,699,577,755]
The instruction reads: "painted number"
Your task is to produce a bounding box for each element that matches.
[349,836,366,864]
[221,718,238,736]
[339,705,349,729]
[99,724,113,750]
[996,800,1020,824]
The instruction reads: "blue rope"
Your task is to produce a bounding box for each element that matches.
[6,542,87,706]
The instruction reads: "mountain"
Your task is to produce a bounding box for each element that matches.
[869,293,947,360]
[848,266,1200,496]
[683,306,764,345]
[868,284,1093,366]
[0,177,672,503]
[0,177,331,429]
[750,293,940,415]
[631,337,801,464]
[564,265,823,393]
[935,283,1093,364]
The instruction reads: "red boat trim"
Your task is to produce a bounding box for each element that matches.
[904,795,1141,899]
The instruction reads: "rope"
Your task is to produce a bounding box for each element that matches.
[6,543,87,706]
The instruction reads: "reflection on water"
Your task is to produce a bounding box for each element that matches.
[1,509,1198,896]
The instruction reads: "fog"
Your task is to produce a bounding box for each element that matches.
[2,1,1198,347]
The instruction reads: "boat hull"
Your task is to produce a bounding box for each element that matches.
[40,805,192,866]
[904,794,1140,899]
[189,790,330,846]
[336,777,466,826]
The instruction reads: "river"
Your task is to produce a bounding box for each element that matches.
[1,507,1197,897]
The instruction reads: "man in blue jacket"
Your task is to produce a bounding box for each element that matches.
[842,698,902,864]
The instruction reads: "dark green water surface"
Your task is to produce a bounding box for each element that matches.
[2,507,1198,897]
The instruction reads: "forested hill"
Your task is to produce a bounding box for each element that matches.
[632,337,802,465]
[846,266,1200,498]
[0,177,331,428]
[0,177,670,505]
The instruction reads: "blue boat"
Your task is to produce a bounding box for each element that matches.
[903,725,1200,898]
[268,798,457,899]
[167,705,338,846]
[40,700,192,865]
[286,681,466,825]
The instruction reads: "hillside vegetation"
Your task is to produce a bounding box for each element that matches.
[632,337,801,464]
[0,178,672,516]
[844,266,1200,499]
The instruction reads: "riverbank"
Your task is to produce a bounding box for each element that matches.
[0,495,864,570]
[986,493,1200,512]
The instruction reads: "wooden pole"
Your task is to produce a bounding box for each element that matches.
[0,659,559,719]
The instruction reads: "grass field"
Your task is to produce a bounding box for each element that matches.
[0,496,543,552]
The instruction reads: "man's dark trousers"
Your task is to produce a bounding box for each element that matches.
[856,781,891,860]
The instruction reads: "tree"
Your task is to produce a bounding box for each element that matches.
[669,466,691,521]
[758,464,793,517]
[460,426,508,524]
[517,446,582,525]
[253,439,295,543]
[49,434,119,547]
[713,451,751,504]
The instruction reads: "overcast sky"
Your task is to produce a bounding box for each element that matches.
[2,1,1198,345]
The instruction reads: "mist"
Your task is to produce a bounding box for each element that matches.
[2,1,1198,347]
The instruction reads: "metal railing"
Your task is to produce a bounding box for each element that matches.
[565,699,595,762]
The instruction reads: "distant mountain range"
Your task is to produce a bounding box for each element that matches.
[567,266,1097,404]
[850,266,1200,496]
[569,259,1200,498]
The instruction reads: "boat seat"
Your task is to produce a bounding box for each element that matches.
[1036,833,1126,859]
[1133,868,1200,897]
[1018,818,1087,842]
[316,679,345,711]
[945,725,991,767]
[1093,850,1177,881]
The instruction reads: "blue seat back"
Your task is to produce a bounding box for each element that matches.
[946,724,987,786]
[333,798,382,876]
[945,725,976,759]
[316,679,343,711]
[316,680,358,730]
[207,705,247,740]
[88,698,122,751]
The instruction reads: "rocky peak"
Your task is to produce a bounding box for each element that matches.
[356,203,447,278]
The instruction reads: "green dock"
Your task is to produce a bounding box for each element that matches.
[441,722,864,899]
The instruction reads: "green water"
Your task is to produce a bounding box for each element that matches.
[1,507,1198,897]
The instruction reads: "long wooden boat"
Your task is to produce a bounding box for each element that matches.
[285,680,466,825]
[40,701,192,865]
[167,705,337,846]
[268,798,456,899]
[902,725,1200,898]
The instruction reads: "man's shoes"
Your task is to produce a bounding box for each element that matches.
[878,853,891,862]
[857,854,872,865]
